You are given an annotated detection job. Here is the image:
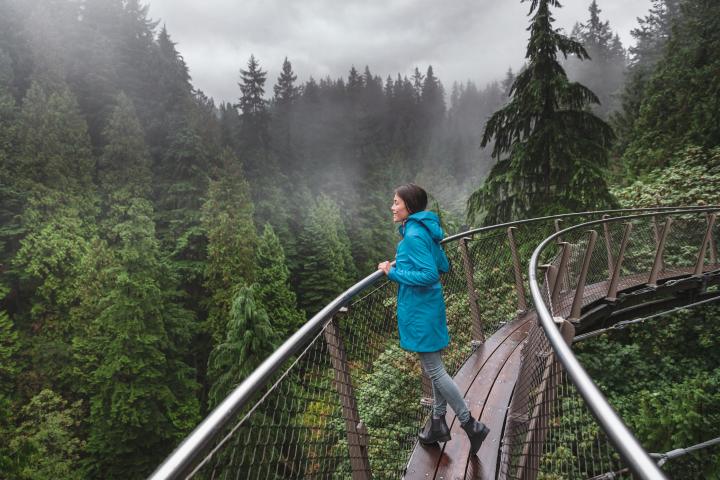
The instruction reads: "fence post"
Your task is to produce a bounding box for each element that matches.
[507,227,528,313]
[602,214,614,275]
[551,242,571,313]
[323,309,372,480]
[707,213,719,266]
[569,230,598,322]
[554,219,563,244]
[648,218,672,287]
[459,237,485,344]
[694,213,717,276]
[606,222,633,301]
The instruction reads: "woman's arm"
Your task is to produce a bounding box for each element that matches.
[387,233,440,287]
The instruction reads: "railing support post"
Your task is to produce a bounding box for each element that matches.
[554,219,563,244]
[323,310,372,480]
[648,218,672,286]
[551,242,571,313]
[459,237,485,344]
[707,213,718,266]
[694,214,717,276]
[569,230,598,321]
[602,214,614,275]
[507,227,528,313]
[606,222,633,301]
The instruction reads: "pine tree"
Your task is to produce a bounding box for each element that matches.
[207,285,278,408]
[297,195,357,315]
[567,0,627,118]
[9,389,84,480]
[98,93,151,201]
[73,198,199,479]
[201,149,258,342]
[611,0,682,162]
[273,57,299,107]
[254,223,305,341]
[619,0,720,175]
[238,54,269,160]
[468,0,615,224]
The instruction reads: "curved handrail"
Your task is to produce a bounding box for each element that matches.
[528,207,720,480]
[151,205,719,480]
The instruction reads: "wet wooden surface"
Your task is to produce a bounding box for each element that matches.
[404,312,534,480]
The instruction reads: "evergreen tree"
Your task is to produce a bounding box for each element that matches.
[98,93,151,200]
[207,285,278,408]
[611,0,682,161]
[468,0,615,224]
[73,198,199,479]
[619,0,720,175]
[0,306,19,474]
[272,57,299,175]
[238,54,269,161]
[567,0,627,118]
[201,149,258,342]
[9,389,84,480]
[297,195,357,315]
[254,223,305,341]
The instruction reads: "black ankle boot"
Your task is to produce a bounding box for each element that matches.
[461,415,490,455]
[418,415,451,444]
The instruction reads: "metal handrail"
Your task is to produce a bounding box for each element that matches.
[528,207,720,480]
[151,205,718,480]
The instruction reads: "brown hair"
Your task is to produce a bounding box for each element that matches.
[394,183,427,214]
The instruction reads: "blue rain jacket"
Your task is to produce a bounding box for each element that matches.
[387,211,450,352]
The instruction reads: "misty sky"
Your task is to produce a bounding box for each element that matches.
[146,0,653,104]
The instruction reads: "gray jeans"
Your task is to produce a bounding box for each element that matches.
[418,350,471,424]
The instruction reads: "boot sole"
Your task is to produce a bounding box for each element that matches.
[418,433,451,445]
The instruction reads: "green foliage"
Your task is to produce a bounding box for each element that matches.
[577,304,720,477]
[297,195,358,315]
[469,0,615,224]
[9,389,85,480]
[254,223,305,341]
[611,146,720,207]
[72,198,199,479]
[98,93,151,199]
[207,285,279,408]
[202,149,258,342]
[619,0,720,177]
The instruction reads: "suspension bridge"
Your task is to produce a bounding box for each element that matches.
[150,206,720,479]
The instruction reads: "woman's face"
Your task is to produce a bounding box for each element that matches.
[391,194,410,223]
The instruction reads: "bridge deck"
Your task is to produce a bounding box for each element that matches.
[404,312,535,480]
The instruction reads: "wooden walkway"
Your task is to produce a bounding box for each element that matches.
[404,312,535,480]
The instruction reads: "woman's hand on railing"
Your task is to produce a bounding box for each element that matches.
[378,261,392,275]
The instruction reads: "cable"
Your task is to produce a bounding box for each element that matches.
[650,435,720,467]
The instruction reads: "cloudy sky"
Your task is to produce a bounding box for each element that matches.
[145,0,653,104]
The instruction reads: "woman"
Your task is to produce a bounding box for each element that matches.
[378,184,489,455]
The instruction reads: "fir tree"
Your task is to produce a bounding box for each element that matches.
[254,223,305,341]
[9,389,84,480]
[567,1,627,118]
[73,198,199,479]
[201,149,257,342]
[98,93,151,201]
[468,0,615,224]
[297,195,357,315]
[620,0,720,175]
[207,285,278,408]
[238,54,269,159]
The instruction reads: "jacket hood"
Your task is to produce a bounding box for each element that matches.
[405,210,444,242]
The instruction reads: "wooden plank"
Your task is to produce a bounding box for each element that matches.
[432,322,531,480]
[404,313,534,479]
[475,344,524,479]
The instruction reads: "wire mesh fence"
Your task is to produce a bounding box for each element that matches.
[510,208,720,480]
[152,207,719,480]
